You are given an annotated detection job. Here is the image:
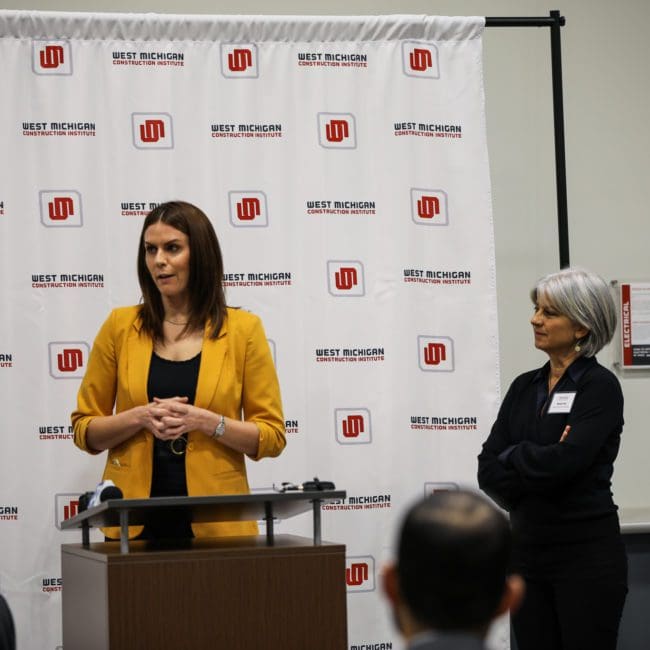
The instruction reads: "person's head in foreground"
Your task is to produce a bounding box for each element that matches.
[382,489,524,643]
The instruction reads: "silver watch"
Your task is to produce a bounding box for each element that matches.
[212,414,226,439]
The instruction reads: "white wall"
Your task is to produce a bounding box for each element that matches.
[4,0,649,507]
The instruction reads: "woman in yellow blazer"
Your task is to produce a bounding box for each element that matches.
[71,201,285,539]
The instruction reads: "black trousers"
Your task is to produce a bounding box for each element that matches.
[511,534,628,650]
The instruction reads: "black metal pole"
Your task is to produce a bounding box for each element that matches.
[485,11,570,269]
[549,10,570,268]
[485,16,565,28]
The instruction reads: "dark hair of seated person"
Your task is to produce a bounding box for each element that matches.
[397,490,512,632]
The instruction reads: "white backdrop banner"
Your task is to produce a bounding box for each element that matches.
[0,10,502,650]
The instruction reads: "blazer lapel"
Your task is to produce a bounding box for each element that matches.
[127,320,152,407]
[195,319,228,409]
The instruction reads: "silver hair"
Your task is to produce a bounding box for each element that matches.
[530,267,617,358]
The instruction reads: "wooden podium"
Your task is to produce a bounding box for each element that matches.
[60,491,347,650]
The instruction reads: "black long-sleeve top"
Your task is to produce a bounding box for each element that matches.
[478,355,624,545]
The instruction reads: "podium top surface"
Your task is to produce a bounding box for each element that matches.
[60,490,346,530]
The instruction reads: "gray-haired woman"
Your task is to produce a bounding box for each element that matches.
[478,268,627,650]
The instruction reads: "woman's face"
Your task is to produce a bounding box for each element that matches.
[530,294,587,358]
[143,221,191,306]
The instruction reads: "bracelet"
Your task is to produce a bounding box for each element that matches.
[212,414,226,439]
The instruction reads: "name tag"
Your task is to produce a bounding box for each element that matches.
[548,391,577,414]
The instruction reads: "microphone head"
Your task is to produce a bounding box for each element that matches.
[78,491,94,512]
[99,485,123,502]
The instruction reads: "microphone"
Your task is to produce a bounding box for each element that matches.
[273,477,336,493]
[79,480,123,511]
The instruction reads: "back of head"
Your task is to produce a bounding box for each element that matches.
[0,594,15,650]
[397,489,511,632]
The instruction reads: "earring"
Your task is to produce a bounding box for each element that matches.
[574,341,582,353]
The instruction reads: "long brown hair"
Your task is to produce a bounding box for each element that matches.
[137,201,226,341]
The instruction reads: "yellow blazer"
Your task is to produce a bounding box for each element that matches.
[71,305,286,538]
